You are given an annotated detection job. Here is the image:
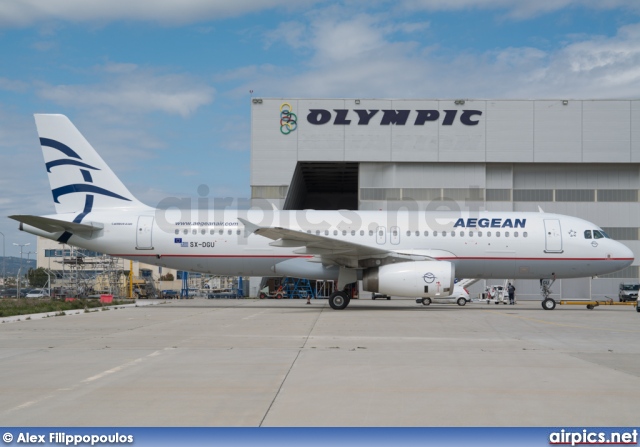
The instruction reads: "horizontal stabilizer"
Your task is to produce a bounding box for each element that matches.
[9,215,104,233]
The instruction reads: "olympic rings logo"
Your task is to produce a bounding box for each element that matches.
[280,103,297,135]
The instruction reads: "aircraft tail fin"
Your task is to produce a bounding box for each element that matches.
[34,114,146,214]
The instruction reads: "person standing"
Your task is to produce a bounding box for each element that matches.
[508,283,516,305]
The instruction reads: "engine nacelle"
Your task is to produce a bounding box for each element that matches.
[363,261,455,298]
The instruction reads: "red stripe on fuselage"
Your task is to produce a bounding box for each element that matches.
[110,254,632,262]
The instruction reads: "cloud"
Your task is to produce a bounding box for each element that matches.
[36,63,215,117]
[0,77,29,93]
[230,11,640,100]
[0,0,318,27]
[399,0,640,19]
[263,21,309,51]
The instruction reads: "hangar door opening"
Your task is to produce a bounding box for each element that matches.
[283,162,359,210]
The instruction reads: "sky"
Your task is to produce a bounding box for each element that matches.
[1,0,640,257]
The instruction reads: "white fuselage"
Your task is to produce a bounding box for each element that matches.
[24,209,634,281]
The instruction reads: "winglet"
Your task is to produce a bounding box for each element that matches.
[238,217,260,235]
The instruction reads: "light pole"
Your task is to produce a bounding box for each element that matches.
[0,231,4,287]
[13,242,30,297]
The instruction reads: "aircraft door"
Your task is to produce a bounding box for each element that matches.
[390,226,400,245]
[376,226,386,245]
[543,219,562,253]
[136,215,154,250]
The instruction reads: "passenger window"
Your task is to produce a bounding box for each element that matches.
[460,231,464,237]
[325,230,329,235]
[406,231,411,236]
[201,229,206,235]
[416,231,420,237]
[514,232,518,237]
[342,230,346,236]
[523,232,528,238]
[469,231,473,237]
[450,231,454,237]
[584,230,592,239]
[360,230,364,236]
[237,230,241,235]
[183,229,188,234]
[351,230,355,236]
[369,230,374,236]
[192,229,197,235]
[505,232,509,237]
[210,230,214,235]
[228,230,232,235]
[433,231,437,237]
[424,231,429,236]
[378,230,383,236]
[442,231,446,237]
[334,230,338,236]
[478,231,482,237]
[219,229,223,235]
[316,230,320,235]
[496,231,500,237]
[174,229,179,235]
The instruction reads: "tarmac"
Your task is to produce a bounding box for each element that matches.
[1,297,639,427]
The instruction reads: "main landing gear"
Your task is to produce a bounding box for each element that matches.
[540,275,557,310]
[328,291,350,310]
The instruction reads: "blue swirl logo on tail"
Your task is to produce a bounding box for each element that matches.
[40,137,131,242]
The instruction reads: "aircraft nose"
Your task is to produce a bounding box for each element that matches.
[615,241,635,268]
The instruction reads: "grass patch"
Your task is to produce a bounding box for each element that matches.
[0,298,130,318]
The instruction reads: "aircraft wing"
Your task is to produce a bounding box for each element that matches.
[9,215,104,234]
[239,218,433,268]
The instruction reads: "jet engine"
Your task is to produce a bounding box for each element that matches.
[363,261,455,298]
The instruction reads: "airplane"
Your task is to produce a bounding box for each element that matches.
[10,114,635,311]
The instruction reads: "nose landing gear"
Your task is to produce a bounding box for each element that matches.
[540,275,556,310]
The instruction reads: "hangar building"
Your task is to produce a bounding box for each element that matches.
[250,99,640,299]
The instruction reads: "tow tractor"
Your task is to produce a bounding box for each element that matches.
[539,276,640,311]
[555,298,638,310]
[258,285,285,299]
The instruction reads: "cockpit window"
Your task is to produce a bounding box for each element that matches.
[593,230,604,239]
[600,230,610,239]
[584,230,592,239]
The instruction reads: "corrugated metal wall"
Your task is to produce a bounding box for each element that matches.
[251,99,640,298]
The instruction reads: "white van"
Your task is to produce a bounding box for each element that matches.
[416,284,470,306]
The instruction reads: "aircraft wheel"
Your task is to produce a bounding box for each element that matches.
[587,305,594,310]
[329,291,350,310]
[422,297,431,306]
[542,298,556,310]
[387,296,391,300]
[636,305,640,313]
[457,297,466,306]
